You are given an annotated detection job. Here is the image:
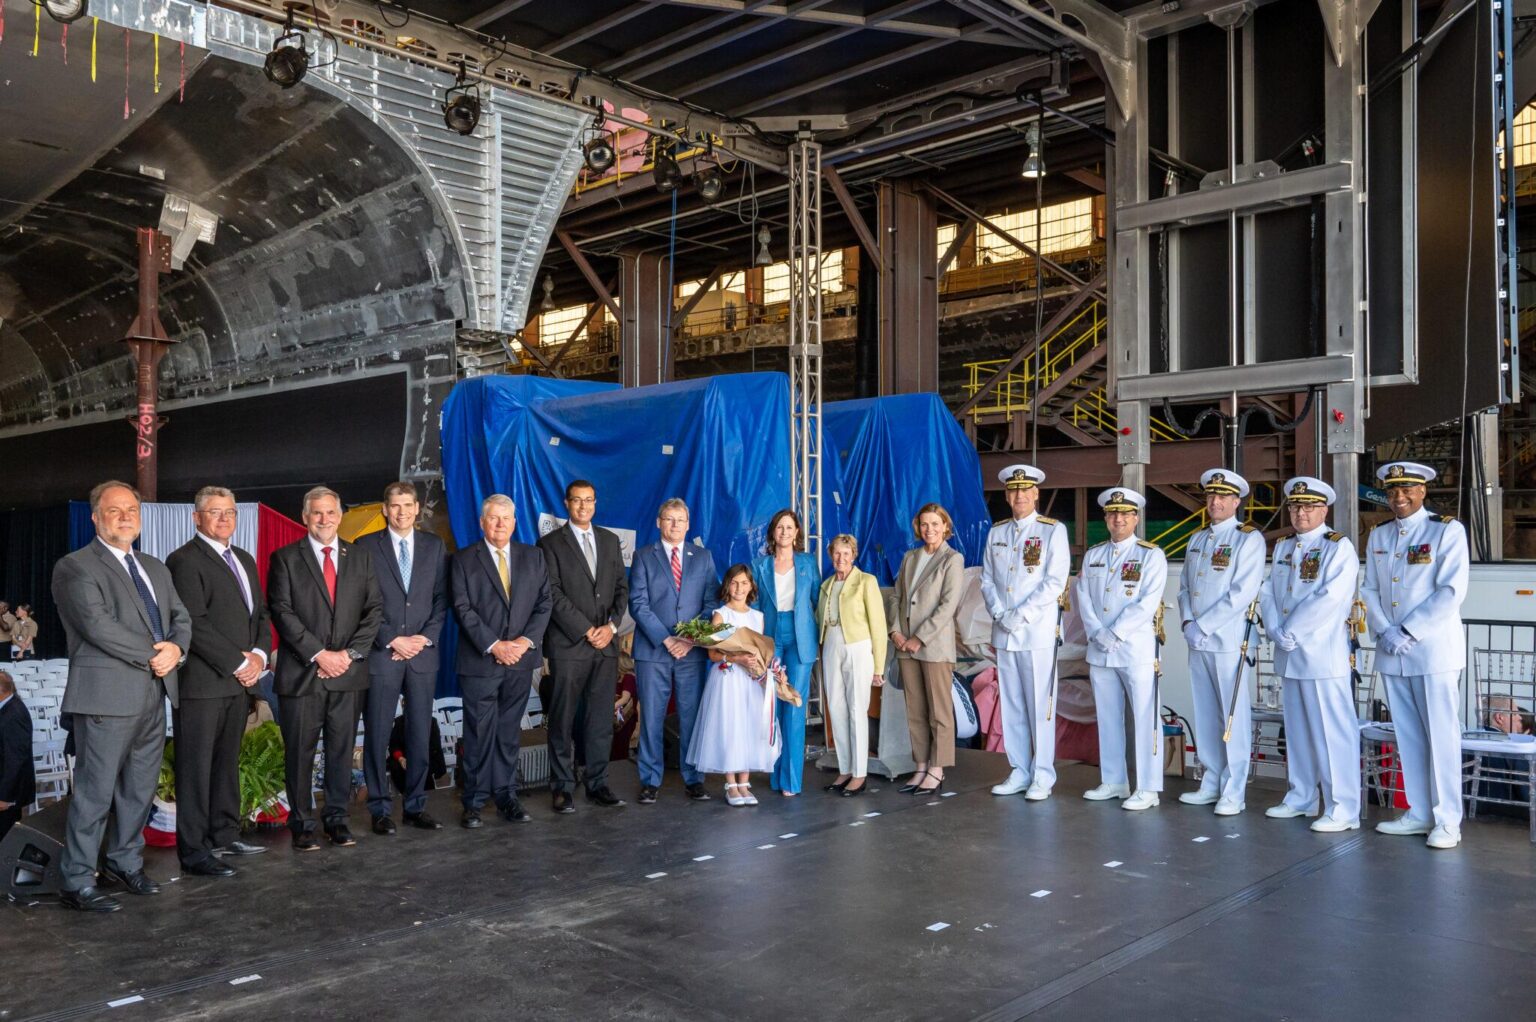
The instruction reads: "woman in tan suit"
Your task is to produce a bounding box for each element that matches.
[890,504,965,795]
[816,535,887,797]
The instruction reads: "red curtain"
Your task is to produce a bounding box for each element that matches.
[255,504,308,650]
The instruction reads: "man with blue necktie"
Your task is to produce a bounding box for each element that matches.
[629,498,719,805]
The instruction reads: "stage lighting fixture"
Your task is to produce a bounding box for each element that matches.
[442,64,482,136]
[755,226,773,267]
[694,166,723,203]
[583,134,616,174]
[653,150,684,193]
[263,14,309,89]
[41,0,88,23]
[1021,123,1044,180]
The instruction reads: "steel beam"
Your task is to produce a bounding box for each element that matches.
[823,167,882,269]
[877,180,939,395]
[921,183,1100,292]
[1114,161,1352,230]
[1118,356,1355,402]
[123,228,176,502]
[557,231,624,319]
[618,251,672,387]
[542,3,653,54]
[981,436,1286,490]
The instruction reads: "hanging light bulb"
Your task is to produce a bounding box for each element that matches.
[755,225,773,267]
[1021,123,1044,180]
[541,275,556,312]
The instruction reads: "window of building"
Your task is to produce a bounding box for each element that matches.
[761,248,845,304]
[535,303,612,345]
[974,197,1097,263]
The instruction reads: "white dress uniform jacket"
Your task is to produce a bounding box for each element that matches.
[980,513,1071,652]
[1177,518,1266,650]
[1260,525,1357,679]
[1077,537,1168,667]
[1361,507,1469,675]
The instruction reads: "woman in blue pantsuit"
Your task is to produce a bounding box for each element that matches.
[752,509,822,797]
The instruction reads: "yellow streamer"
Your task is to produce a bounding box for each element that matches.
[153,33,160,93]
[91,17,98,82]
[31,2,39,57]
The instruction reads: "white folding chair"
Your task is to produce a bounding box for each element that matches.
[1464,650,1536,842]
[31,736,71,808]
[433,697,463,782]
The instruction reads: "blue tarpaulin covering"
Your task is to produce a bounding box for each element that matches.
[439,372,989,585]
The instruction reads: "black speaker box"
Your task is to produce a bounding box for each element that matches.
[2,800,69,899]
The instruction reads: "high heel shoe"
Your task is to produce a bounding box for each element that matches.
[823,778,850,793]
[898,771,929,795]
[915,776,945,796]
[841,780,867,797]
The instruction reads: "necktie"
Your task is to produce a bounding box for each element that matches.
[582,530,597,576]
[322,546,337,604]
[670,546,682,591]
[223,547,252,611]
[124,554,165,642]
[399,538,412,589]
[496,548,510,597]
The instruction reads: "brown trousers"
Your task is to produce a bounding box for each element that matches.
[900,658,956,768]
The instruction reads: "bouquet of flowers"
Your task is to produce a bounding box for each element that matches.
[673,617,728,644]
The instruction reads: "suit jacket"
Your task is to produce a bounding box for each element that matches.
[166,537,274,700]
[750,552,821,664]
[0,696,35,809]
[51,540,192,713]
[451,542,552,678]
[267,538,384,697]
[889,545,964,664]
[357,529,449,680]
[816,568,889,670]
[538,524,628,662]
[629,541,719,664]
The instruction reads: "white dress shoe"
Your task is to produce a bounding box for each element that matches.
[991,770,1030,796]
[1375,815,1434,836]
[1122,790,1160,811]
[724,785,746,807]
[741,786,759,807]
[1178,790,1220,806]
[1426,826,1461,849]
[1264,802,1320,819]
[1024,784,1052,801]
[1309,814,1360,833]
[1083,783,1132,801]
[1213,797,1245,816]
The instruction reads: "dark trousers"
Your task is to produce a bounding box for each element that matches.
[278,689,362,834]
[460,671,533,810]
[363,669,435,817]
[60,683,165,891]
[544,657,617,794]
[0,805,21,841]
[172,693,246,865]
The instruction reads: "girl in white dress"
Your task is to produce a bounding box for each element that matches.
[687,565,783,806]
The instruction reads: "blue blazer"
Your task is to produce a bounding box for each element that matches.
[629,541,719,664]
[750,552,821,665]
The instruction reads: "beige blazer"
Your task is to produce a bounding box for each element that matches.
[889,545,964,664]
[817,568,888,672]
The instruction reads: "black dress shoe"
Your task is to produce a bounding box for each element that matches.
[182,858,237,878]
[372,815,397,836]
[293,831,322,852]
[552,791,576,814]
[325,825,356,847]
[101,865,161,895]
[585,786,625,807]
[461,809,484,829]
[823,779,850,793]
[60,886,121,913]
[497,800,532,823]
[638,785,659,805]
[841,780,868,798]
[685,783,712,801]
[914,776,945,796]
[899,771,929,794]
[215,840,267,856]
[403,810,443,830]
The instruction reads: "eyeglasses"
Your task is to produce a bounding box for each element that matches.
[567,497,596,506]
[199,509,239,520]
[659,516,688,525]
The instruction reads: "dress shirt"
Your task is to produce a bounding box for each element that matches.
[96,538,163,608]
[484,540,529,653]
[307,535,338,571]
[197,531,267,673]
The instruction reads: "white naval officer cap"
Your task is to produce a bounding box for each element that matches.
[998,464,1046,490]
[1283,476,1334,506]
[1377,461,1436,487]
[1199,468,1249,498]
[1097,487,1145,514]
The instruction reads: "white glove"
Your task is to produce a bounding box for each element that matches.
[1275,630,1299,652]
[1182,623,1206,651]
[1092,629,1119,652]
[1380,626,1415,656]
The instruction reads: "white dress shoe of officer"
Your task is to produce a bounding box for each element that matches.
[1213,797,1244,816]
[1264,801,1319,819]
[991,769,1030,796]
[1024,783,1052,801]
[1309,813,1360,833]
[1083,783,1132,801]
[1375,815,1434,836]
[1178,789,1220,806]
[1426,826,1461,850]
[1121,790,1160,811]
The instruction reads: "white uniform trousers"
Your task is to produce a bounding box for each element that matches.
[997,648,1057,791]
[1188,649,1252,803]
[1382,671,1463,832]
[822,626,873,779]
[1282,677,1360,820]
[1089,665,1162,793]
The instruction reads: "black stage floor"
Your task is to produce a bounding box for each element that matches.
[6,751,1536,1021]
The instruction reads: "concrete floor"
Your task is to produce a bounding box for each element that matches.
[5,751,1535,1021]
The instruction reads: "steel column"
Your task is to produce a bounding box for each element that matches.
[619,252,671,388]
[876,180,939,395]
[1110,35,1151,511]
[123,228,176,501]
[788,139,825,558]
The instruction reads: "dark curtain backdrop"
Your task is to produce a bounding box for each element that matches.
[0,505,73,659]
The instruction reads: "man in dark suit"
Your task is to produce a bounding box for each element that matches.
[51,480,192,912]
[537,480,628,814]
[267,486,383,851]
[165,487,272,878]
[0,670,35,840]
[629,497,719,804]
[356,482,448,834]
[451,494,551,829]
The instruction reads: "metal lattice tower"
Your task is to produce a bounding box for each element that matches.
[788,138,825,557]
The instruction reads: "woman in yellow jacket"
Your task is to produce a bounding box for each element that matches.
[817,534,887,797]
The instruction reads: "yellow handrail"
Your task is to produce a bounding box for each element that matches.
[962,300,1106,418]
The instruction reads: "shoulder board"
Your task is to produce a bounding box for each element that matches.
[1435,514,1457,525]
[1238,523,1257,533]
[1371,519,1395,530]
[1036,516,1059,526]
[1326,531,1344,542]
[1136,539,1157,550]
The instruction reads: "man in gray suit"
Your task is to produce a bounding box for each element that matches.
[51,480,191,912]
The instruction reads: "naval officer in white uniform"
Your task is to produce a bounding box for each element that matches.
[980,464,1070,799]
[1077,488,1167,811]
[1362,461,1470,850]
[1259,477,1361,832]
[1176,469,1266,816]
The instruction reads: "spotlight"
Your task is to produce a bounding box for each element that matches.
[41,0,88,23]
[540,274,556,313]
[755,225,773,267]
[442,63,481,136]
[694,165,723,204]
[263,16,309,90]
[1021,123,1045,180]
[583,134,616,174]
[653,149,684,193]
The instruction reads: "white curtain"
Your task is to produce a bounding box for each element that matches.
[137,502,261,560]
